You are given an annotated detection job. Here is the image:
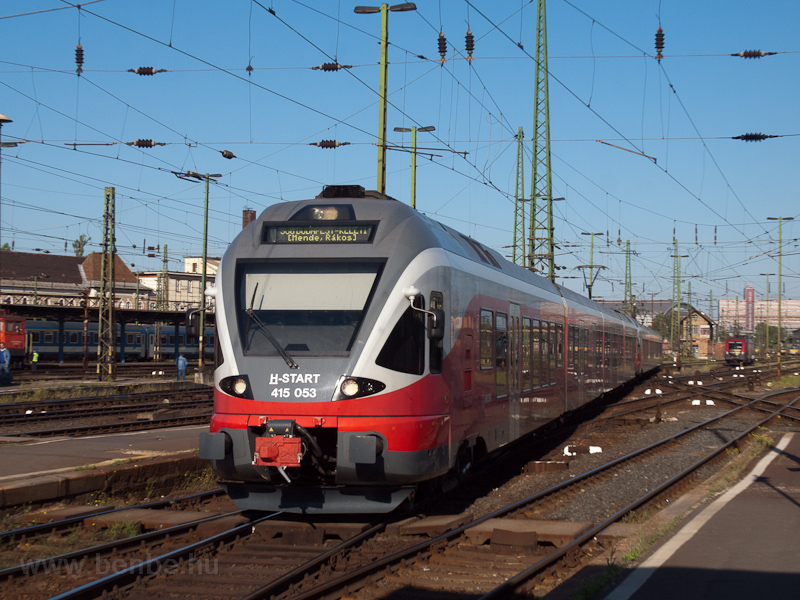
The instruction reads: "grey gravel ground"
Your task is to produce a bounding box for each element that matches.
[456,399,798,523]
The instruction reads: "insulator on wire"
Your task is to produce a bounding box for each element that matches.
[126,139,166,148]
[128,67,166,76]
[312,63,352,72]
[654,27,664,62]
[438,31,447,64]
[731,50,777,59]
[732,132,778,142]
[465,29,474,62]
[221,150,236,159]
[75,43,84,74]
[311,140,350,149]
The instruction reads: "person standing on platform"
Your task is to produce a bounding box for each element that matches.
[0,343,9,375]
[31,349,39,371]
[176,353,188,381]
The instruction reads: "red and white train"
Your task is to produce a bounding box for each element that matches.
[200,185,662,513]
[724,337,756,366]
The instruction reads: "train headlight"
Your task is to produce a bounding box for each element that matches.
[341,378,360,397]
[333,375,386,401]
[233,378,248,395]
[219,375,253,400]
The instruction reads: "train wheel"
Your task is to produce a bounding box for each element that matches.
[454,443,473,482]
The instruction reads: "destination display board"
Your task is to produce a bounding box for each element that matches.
[262,223,375,244]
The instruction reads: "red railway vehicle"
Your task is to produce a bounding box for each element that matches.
[0,310,26,369]
[199,186,662,514]
[725,337,755,366]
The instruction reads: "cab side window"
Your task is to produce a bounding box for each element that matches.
[376,297,426,375]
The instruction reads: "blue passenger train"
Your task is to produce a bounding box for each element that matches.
[24,320,214,362]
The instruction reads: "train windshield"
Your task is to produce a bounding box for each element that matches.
[236,261,382,356]
[728,340,743,353]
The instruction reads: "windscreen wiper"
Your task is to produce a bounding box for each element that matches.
[245,282,299,369]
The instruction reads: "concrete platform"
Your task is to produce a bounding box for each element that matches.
[0,425,206,507]
[605,432,800,600]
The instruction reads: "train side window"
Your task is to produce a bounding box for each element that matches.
[69,332,79,344]
[376,297,425,376]
[429,291,443,375]
[44,332,54,344]
[532,319,541,387]
[479,309,493,369]
[127,333,134,344]
[31,332,40,344]
[496,312,508,397]
[215,331,224,367]
[548,323,557,384]
[522,317,531,391]
[581,328,588,375]
[568,326,575,368]
[556,323,564,368]
[540,322,549,385]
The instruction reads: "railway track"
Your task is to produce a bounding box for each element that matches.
[11,362,200,384]
[0,388,212,437]
[13,375,795,600]
[0,490,238,600]
[0,412,212,438]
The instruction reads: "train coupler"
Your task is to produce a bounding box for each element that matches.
[253,436,302,468]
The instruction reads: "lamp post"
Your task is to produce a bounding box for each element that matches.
[354,3,417,195]
[174,171,221,374]
[392,125,434,209]
[760,273,775,363]
[767,216,793,379]
[0,114,12,250]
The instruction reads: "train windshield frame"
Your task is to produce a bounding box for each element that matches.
[235,260,384,357]
[727,340,743,353]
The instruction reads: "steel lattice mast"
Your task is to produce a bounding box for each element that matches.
[529,0,555,281]
[513,127,526,266]
[671,239,681,355]
[97,187,116,381]
[153,244,169,361]
[624,240,632,316]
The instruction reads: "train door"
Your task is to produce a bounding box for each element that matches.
[575,323,586,407]
[509,303,521,440]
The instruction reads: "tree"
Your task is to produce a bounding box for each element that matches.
[72,234,91,257]
[0,242,10,251]
[651,312,671,342]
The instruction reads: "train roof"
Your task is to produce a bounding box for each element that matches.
[246,186,658,335]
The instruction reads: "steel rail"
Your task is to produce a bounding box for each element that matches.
[0,489,225,543]
[478,392,800,599]
[270,392,798,600]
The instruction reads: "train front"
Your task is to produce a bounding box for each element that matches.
[200,187,451,513]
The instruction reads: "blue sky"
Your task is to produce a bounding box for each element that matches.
[1,0,798,314]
